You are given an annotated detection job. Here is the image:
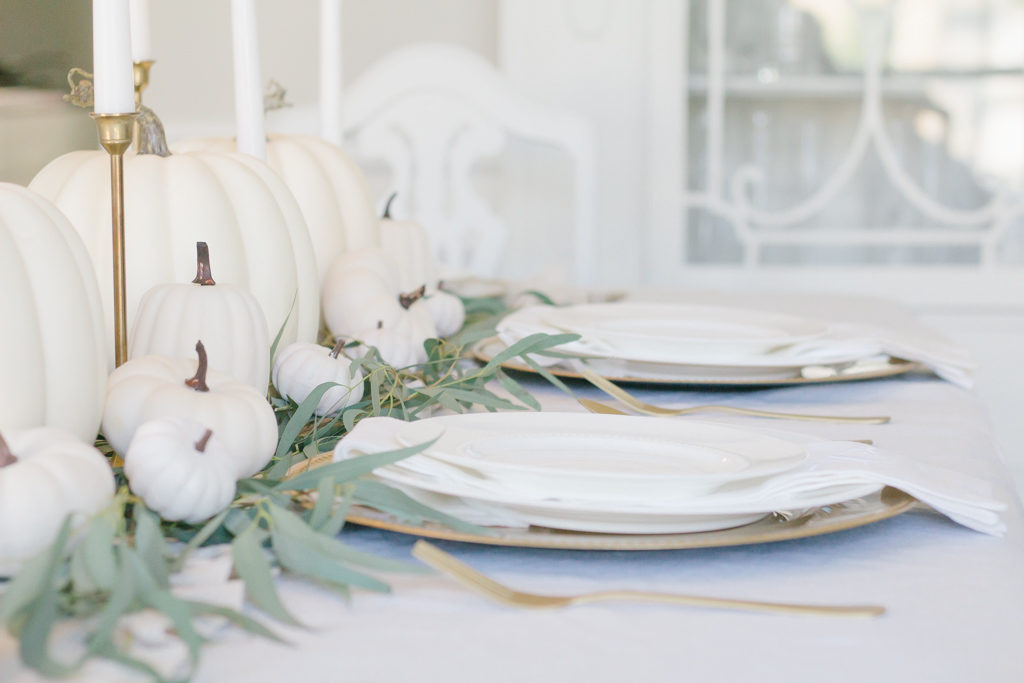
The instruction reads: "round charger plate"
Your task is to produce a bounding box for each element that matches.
[472,338,924,387]
[344,487,917,551]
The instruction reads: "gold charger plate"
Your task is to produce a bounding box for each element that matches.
[472,338,924,388]
[344,487,917,551]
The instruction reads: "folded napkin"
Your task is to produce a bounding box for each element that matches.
[336,416,1006,535]
[496,305,976,388]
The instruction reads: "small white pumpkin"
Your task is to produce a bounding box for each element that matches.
[129,242,271,390]
[413,290,466,338]
[355,321,429,368]
[321,247,438,344]
[272,341,365,417]
[0,428,115,574]
[0,183,106,443]
[378,194,438,294]
[124,417,237,524]
[103,341,277,478]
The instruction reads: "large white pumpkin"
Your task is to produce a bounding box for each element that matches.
[0,183,106,443]
[174,134,379,285]
[29,148,319,365]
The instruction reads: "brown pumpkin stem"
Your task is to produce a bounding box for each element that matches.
[382,192,398,220]
[376,320,384,329]
[185,341,211,392]
[329,339,345,359]
[192,242,216,286]
[195,429,213,453]
[0,432,15,468]
[399,284,426,310]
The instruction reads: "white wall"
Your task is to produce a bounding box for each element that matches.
[146,0,498,140]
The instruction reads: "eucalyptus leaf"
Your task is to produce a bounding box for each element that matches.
[133,506,169,589]
[496,369,542,410]
[308,475,336,530]
[231,525,301,627]
[186,601,286,644]
[353,480,494,536]
[275,381,339,461]
[124,547,203,667]
[18,517,74,678]
[319,484,355,537]
[269,524,390,593]
[274,438,436,492]
[83,547,136,657]
[170,508,232,573]
[267,504,424,574]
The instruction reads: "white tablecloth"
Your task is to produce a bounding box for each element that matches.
[4,295,1023,682]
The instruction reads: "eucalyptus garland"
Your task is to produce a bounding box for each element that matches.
[0,294,579,681]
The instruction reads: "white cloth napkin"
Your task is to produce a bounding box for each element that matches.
[496,305,976,387]
[336,416,1006,535]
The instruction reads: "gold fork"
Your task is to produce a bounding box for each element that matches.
[412,541,885,618]
[577,398,875,445]
[580,369,890,425]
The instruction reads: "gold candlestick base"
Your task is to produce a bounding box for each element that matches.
[132,61,154,107]
[91,112,139,367]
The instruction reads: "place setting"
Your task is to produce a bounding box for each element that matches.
[478,300,974,386]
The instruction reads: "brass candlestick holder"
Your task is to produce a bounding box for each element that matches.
[91,112,138,367]
[132,61,154,107]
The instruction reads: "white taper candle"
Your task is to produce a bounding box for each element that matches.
[231,0,266,159]
[319,0,343,145]
[92,0,136,114]
[128,0,152,62]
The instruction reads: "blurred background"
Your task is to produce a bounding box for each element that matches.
[3,1,1024,484]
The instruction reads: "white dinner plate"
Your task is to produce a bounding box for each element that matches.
[537,303,830,363]
[393,412,807,501]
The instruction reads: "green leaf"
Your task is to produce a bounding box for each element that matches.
[133,505,169,589]
[0,540,65,627]
[480,332,579,372]
[231,525,302,627]
[267,504,424,574]
[353,480,494,536]
[496,369,542,410]
[274,381,339,461]
[186,601,286,644]
[274,437,436,492]
[69,514,116,593]
[521,289,556,305]
[319,484,354,537]
[124,547,203,668]
[170,507,232,573]
[18,517,75,678]
[308,475,336,530]
[269,523,390,593]
[269,289,298,368]
[523,355,575,395]
[84,546,136,657]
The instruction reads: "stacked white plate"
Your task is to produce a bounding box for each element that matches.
[339,412,882,534]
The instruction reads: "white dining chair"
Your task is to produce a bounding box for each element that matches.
[338,42,598,284]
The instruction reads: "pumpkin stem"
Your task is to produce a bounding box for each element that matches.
[194,428,213,453]
[329,339,345,359]
[192,242,217,286]
[382,192,398,220]
[399,284,426,310]
[377,320,383,329]
[135,105,172,157]
[0,432,15,468]
[185,341,211,392]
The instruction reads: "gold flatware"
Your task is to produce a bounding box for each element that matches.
[412,540,885,618]
[580,369,890,425]
[576,398,874,445]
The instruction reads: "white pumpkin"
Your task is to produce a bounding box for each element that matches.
[272,341,365,416]
[0,428,115,574]
[103,341,277,478]
[0,183,106,443]
[321,247,438,343]
[173,134,379,285]
[378,194,438,294]
[129,242,271,391]
[355,321,429,368]
[414,290,466,338]
[29,136,319,367]
[124,417,237,524]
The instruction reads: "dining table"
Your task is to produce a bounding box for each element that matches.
[2,290,1022,683]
